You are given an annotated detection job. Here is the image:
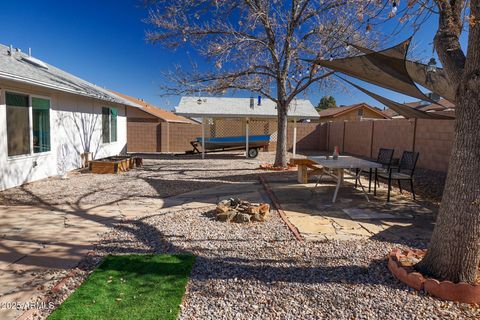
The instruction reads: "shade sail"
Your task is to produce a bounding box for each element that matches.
[308,39,454,105]
[339,77,453,119]
[349,42,456,102]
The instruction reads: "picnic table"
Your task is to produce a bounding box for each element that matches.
[308,155,383,203]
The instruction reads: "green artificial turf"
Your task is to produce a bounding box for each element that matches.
[48,254,195,320]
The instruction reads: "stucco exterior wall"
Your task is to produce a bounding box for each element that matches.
[0,80,128,191]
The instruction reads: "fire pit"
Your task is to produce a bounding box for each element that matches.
[215,198,270,223]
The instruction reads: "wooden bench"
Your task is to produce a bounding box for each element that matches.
[289,158,324,184]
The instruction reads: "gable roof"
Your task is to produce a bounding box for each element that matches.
[384,98,456,118]
[318,103,389,119]
[110,91,193,123]
[0,44,141,107]
[176,96,318,119]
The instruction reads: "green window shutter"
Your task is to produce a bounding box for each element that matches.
[102,107,110,143]
[32,98,51,153]
[110,108,117,142]
[32,97,50,109]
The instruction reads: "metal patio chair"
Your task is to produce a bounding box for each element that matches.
[374,151,420,202]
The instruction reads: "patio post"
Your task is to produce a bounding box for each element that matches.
[293,117,297,158]
[245,117,249,158]
[201,116,205,159]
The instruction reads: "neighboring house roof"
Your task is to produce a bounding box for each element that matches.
[110,91,193,123]
[384,98,456,118]
[0,44,142,108]
[318,103,389,119]
[176,96,319,119]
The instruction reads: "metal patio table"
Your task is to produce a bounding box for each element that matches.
[308,155,383,203]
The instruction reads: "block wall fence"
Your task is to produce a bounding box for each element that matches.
[128,118,454,172]
[326,119,455,172]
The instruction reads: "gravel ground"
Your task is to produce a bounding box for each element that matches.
[5,151,463,319]
[0,151,446,207]
[0,152,280,206]
[87,206,478,320]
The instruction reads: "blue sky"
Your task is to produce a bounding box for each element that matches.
[0,1,465,110]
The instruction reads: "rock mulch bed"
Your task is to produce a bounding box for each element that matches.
[84,206,479,319]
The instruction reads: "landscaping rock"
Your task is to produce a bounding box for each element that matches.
[216,203,230,214]
[246,205,260,215]
[259,203,270,215]
[234,213,251,223]
[251,213,264,222]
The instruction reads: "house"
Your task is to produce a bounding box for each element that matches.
[110,91,199,153]
[318,103,389,122]
[0,44,145,191]
[382,98,456,119]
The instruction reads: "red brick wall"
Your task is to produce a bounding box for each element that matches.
[127,118,161,152]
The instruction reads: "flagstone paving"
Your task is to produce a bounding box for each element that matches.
[265,174,436,243]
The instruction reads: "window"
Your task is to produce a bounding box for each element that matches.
[102,107,117,143]
[110,108,117,142]
[32,97,51,153]
[357,108,364,117]
[5,92,51,157]
[6,92,30,156]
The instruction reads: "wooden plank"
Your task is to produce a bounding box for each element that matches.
[290,158,318,166]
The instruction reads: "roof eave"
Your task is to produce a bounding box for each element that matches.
[0,71,141,108]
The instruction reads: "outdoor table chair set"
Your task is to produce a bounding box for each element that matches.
[308,149,420,203]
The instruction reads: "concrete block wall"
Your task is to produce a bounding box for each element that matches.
[371,119,416,158]
[415,119,454,172]
[344,121,373,158]
[324,119,454,172]
[328,122,345,152]
[161,122,202,153]
[127,118,160,152]
[286,122,328,151]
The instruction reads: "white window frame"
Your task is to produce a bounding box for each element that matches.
[4,89,52,160]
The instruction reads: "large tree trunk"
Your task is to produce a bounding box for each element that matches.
[415,0,480,284]
[274,102,289,167]
[416,75,480,283]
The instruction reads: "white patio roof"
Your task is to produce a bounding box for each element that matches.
[175,96,319,119]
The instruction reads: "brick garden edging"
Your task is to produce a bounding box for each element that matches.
[388,248,480,304]
[17,268,82,320]
[258,175,303,241]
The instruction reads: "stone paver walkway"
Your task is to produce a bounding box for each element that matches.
[265,174,436,242]
[0,181,267,319]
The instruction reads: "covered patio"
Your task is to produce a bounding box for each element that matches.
[175,96,319,159]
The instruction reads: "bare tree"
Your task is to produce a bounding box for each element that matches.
[413,0,480,284]
[144,0,381,167]
[365,0,480,284]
